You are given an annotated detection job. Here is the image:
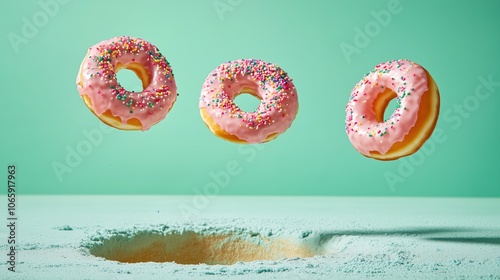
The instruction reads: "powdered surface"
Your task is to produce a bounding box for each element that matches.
[1,196,499,279]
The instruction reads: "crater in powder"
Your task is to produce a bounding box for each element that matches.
[86,227,341,265]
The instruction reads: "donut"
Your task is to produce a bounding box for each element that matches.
[199,59,299,144]
[76,36,177,131]
[345,59,440,160]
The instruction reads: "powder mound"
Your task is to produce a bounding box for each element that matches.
[54,225,73,231]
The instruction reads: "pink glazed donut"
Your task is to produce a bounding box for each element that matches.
[345,59,440,160]
[199,59,299,144]
[76,36,177,131]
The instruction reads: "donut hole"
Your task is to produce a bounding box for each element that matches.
[384,97,400,122]
[373,89,399,122]
[234,91,262,112]
[116,69,145,93]
[115,63,151,92]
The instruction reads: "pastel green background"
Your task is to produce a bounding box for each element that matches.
[1,0,499,196]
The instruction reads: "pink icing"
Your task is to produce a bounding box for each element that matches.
[345,59,428,155]
[76,36,177,131]
[199,59,299,144]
